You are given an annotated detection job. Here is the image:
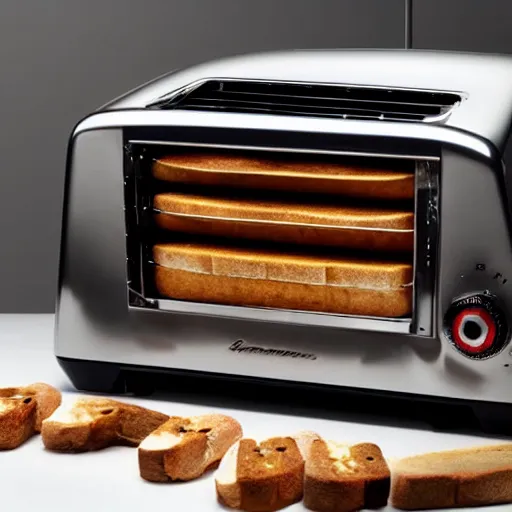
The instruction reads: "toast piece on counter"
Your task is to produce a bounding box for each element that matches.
[215,431,320,511]
[292,430,323,460]
[390,444,512,510]
[138,413,243,482]
[304,439,390,512]
[152,153,415,200]
[0,382,62,450]
[41,397,169,452]
[153,243,413,318]
[153,192,414,252]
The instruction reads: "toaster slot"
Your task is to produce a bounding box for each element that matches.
[124,143,438,334]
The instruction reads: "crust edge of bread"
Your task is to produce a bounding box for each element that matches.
[389,445,512,510]
[154,265,413,318]
[138,414,243,482]
[0,382,62,450]
[151,155,416,200]
[41,397,169,452]
[214,435,307,512]
[304,440,391,512]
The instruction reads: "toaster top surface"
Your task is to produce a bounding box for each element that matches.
[99,49,512,152]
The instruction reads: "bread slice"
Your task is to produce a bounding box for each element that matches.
[152,153,414,200]
[215,433,317,511]
[153,243,413,318]
[304,440,390,512]
[292,430,323,460]
[153,192,414,252]
[0,382,61,450]
[390,444,512,510]
[138,413,243,482]
[41,397,169,452]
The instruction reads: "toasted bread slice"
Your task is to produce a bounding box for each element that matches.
[153,192,414,252]
[0,382,61,450]
[215,432,319,511]
[291,430,323,460]
[41,397,169,452]
[152,153,415,200]
[390,444,512,510]
[138,413,243,482]
[153,242,413,318]
[304,440,390,512]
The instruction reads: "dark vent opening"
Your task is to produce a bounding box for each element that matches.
[155,80,461,122]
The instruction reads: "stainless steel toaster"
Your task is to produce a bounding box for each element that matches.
[55,49,512,432]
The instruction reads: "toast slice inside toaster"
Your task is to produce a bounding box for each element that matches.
[152,243,413,318]
[153,192,414,252]
[152,153,415,200]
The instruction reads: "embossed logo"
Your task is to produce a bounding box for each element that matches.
[228,340,317,361]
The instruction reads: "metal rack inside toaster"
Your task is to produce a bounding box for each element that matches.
[123,141,439,338]
[152,209,416,234]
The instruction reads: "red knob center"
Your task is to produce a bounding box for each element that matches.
[452,307,496,354]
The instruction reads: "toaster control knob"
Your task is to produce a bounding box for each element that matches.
[443,294,509,359]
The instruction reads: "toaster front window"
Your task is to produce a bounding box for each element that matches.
[123,142,439,335]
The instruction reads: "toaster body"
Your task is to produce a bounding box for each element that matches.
[55,50,512,432]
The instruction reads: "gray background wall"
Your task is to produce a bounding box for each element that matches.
[0,0,510,312]
[412,0,512,166]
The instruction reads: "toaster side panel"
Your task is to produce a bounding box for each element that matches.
[434,147,512,389]
[55,129,133,356]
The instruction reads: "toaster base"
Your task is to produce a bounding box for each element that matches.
[57,356,512,437]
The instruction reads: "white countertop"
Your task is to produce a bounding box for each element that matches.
[0,314,509,512]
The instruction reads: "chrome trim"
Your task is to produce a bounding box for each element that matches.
[123,138,434,337]
[410,160,439,337]
[422,108,461,125]
[73,110,495,161]
[146,76,467,110]
[100,68,181,111]
[139,299,412,334]
[130,139,440,161]
[146,77,468,124]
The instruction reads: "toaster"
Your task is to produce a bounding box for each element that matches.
[55,49,512,433]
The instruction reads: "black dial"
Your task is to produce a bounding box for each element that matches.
[443,293,509,359]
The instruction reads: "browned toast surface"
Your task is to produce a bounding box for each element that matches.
[41,397,169,452]
[390,444,512,510]
[215,435,307,512]
[153,243,413,317]
[153,192,414,252]
[154,193,414,230]
[153,243,412,289]
[138,413,243,482]
[152,154,415,200]
[0,382,61,450]
[304,440,390,512]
